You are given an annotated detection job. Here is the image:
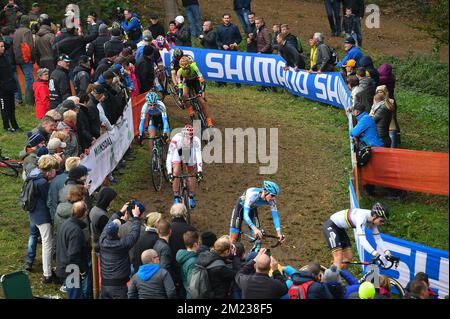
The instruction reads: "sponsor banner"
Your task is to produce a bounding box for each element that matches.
[81,101,134,194]
[349,180,449,298]
[161,47,351,109]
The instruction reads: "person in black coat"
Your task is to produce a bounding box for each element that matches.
[49,55,72,109]
[149,14,165,38]
[199,21,218,49]
[89,187,117,253]
[0,38,20,131]
[93,52,116,82]
[135,45,156,94]
[104,28,124,57]
[73,56,92,96]
[168,204,197,257]
[86,85,103,139]
[235,248,288,299]
[86,23,110,70]
[76,93,96,152]
[277,33,306,71]
[56,201,89,299]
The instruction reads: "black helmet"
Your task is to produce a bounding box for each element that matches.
[173,48,184,59]
[371,202,389,219]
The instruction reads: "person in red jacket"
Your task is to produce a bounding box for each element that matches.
[33,68,50,119]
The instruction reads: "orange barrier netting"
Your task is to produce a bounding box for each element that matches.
[359,147,449,196]
[131,92,147,137]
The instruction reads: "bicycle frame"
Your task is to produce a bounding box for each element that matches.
[243,229,282,251]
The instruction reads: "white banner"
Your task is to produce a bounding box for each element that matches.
[81,101,134,194]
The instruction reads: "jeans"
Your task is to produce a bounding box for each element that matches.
[12,71,22,102]
[36,223,53,277]
[353,17,362,46]
[100,285,128,299]
[25,219,39,264]
[184,4,202,37]
[19,62,34,92]
[389,131,399,148]
[235,8,250,33]
[324,0,342,34]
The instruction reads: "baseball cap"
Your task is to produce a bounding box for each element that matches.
[343,59,356,68]
[27,132,46,148]
[48,138,67,151]
[58,54,72,62]
[32,2,39,7]
[344,37,356,45]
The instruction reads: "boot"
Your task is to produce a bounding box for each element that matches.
[25,90,35,108]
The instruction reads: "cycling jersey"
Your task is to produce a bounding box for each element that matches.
[230,187,281,237]
[166,132,202,174]
[138,100,170,135]
[328,208,389,256]
[151,39,171,52]
[177,62,204,88]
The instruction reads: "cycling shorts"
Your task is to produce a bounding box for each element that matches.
[172,147,197,167]
[182,79,203,95]
[229,196,260,241]
[323,219,352,251]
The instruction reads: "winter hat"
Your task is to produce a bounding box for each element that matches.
[175,15,184,24]
[105,221,119,237]
[27,132,46,148]
[47,138,67,151]
[37,68,49,78]
[323,264,340,283]
[343,59,356,68]
[143,30,153,41]
[200,231,217,247]
[98,23,108,36]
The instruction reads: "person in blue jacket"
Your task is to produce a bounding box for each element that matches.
[337,37,363,69]
[121,9,142,44]
[350,102,384,147]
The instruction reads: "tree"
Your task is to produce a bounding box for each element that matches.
[163,0,179,26]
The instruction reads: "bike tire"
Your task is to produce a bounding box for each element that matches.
[169,82,184,110]
[0,160,19,177]
[182,185,192,225]
[389,277,405,298]
[150,149,163,192]
[161,140,169,182]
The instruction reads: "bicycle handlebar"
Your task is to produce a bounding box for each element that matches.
[342,255,400,270]
[243,229,282,248]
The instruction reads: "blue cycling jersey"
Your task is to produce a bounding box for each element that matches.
[138,100,170,135]
[241,187,281,231]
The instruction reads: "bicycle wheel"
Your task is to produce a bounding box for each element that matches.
[182,184,192,225]
[0,160,19,177]
[389,277,405,298]
[156,72,166,102]
[150,149,163,191]
[168,82,184,110]
[161,140,169,182]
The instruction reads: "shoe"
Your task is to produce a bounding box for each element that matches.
[7,128,15,132]
[173,196,181,204]
[13,127,22,132]
[189,196,196,208]
[60,284,67,293]
[15,99,23,105]
[24,262,33,272]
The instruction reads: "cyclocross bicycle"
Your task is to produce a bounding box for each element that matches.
[173,171,201,225]
[0,148,23,177]
[143,136,169,191]
[243,229,284,253]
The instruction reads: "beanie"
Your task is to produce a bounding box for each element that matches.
[201,231,217,247]
[323,264,340,283]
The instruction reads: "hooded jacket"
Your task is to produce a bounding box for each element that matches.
[33,79,50,119]
[86,31,110,67]
[27,167,52,225]
[350,111,384,147]
[196,250,240,299]
[128,264,177,299]
[290,271,333,299]
[89,187,117,252]
[35,25,55,66]
[104,36,124,57]
[359,55,379,85]
[76,103,95,151]
[86,94,101,138]
[131,227,159,273]
[13,23,34,65]
[175,249,198,297]
[377,64,395,98]
[49,66,71,109]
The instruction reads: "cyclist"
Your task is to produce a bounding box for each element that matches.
[166,124,203,208]
[177,55,214,128]
[229,181,285,244]
[137,92,170,152]
[170,48,186,86]
[322,202,393,270]
[151,35,171,93]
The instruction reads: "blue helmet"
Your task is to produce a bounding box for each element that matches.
[146,92,158,104]
[263,181,280,196]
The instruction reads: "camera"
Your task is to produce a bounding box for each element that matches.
[265,249,271,257]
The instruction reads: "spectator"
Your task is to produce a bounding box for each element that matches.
[28,3,40,21]
[104,28,124,58]
[355,67,376,113]
[45,109,62,124]
[404,279,429,299]
[405,272,439,299]
[280,24,302,53]
[255,17,272,54]
[350,101,384,147]
[99,202,142,299]
[198,231,217,253]
[54,184,85,240]
[359,55,379,86]
[169,203,197,257]
[171,16,191,47]
[57,164,90,209]
[310,32,334,72]
[13,15,35,107]
[199,21,218,49]
[377,63,396,99]
[176,230,200,298]
[277,33,306,72]
[86,84,104,138]
[149,14,165,38]
[31,115,56,142]
[1,26,22,105]
[0,38,20,132]
[343,6,358,45]
[0,0,19,29]
[341,58,356,81]
[19,132,46,181]
[86,12,99,37]
[182,0,202,38]
[217,13,242,52]
[374,84,399,148]
[377,275,391,299]
[55,99,78,118]
[308,34,316,70]
[94,51,117,82]
[370,91,392,147]
[49,54,72,109]
[230,241,246,299]
[134,31,153,62]
[342,0,364,46]
[347,75,361,107]
[25,155,58,283]
[86,23,109,70]
[121,9,142,45]
[47,156,80,223]
[89,187,117,253]
[33,68,50,119]
[131,212,162,274]
[233,0,251,33]
[337,36,363,69]
[289,262,333,299]
[35,15,56,74]
[73,55,92,96]
[245,12,257,53]
[135,45,156,94]
[322,264,345,299]
[128,249,177,299]
[56,201,89,299]
[196,235,241,299]
[166,20,177,46]
[76,94,97,152]
[235,248,288,299]
[57,110,79,157]
[153,220,177,283]
[271,24,281,52]
[325,0,342,37]
[47,137,66,156]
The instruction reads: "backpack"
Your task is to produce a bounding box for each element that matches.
[357,144,372,167]
[188,259,225,299]
[19,177,37,212]
[288,280,315,299]
[327,45,339,65]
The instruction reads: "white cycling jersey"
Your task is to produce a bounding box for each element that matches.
[330,208,389,256]
[166,132,202,174]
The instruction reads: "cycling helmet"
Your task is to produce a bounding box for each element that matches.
[371,202,389,219]
[179,56,191,68]
[182,124,194,139]
[146,92,159,105]
[263,181,280,196]
[173,48,184,59]
[156,35,165,48]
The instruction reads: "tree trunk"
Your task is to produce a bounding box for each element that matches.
[163,0,180,26]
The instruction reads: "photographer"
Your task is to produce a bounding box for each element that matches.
[0,0,19,29]
[99,201,143,299]
[120,9,142,45]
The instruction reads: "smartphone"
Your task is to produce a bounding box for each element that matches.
[265,249,271,257]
